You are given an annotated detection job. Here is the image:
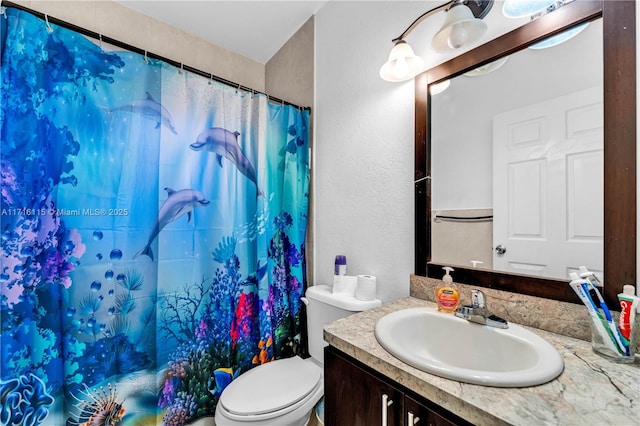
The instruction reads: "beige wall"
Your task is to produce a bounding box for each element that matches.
[13,0,266,91]
[265,17,314,108]
[265,16,316,284]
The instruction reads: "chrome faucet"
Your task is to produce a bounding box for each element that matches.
[455,289,509,329]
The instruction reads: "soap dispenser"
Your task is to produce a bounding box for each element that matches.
[436,266,460,313]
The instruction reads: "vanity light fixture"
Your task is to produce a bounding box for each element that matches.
[430,1,490,53]
[380,0,494,82]
[502,0,575,20]
[429,79,451,95]
[463,56,509,76]
[502,0,584,50]
[379,40,425,82]
[528,21,589,49]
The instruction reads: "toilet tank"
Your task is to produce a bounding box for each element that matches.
[304,284,381,364]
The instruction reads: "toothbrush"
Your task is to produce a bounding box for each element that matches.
[579,267,629,355]
[569,273,623,355]
[579,266,603,287]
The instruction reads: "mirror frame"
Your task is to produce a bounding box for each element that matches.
[415,0,636,308]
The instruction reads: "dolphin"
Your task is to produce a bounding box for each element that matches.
[190,127,264,196]
[133,188,210,261]
[109,92,178,134]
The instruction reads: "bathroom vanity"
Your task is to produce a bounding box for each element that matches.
[325,346,471,426]
[323,297,639,426]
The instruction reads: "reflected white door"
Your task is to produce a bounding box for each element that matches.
[492,87,603,280]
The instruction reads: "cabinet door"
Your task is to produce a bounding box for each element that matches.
[405,394,459,426]
[325,348,404,426]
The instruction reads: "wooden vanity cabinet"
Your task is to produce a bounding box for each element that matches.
[324,346,472,426]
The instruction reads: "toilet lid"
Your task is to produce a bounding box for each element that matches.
[219,356,321,416]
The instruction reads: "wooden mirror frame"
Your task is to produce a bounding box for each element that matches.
[415,0,636,308]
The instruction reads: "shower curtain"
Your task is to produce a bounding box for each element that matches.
[0,8,310,426]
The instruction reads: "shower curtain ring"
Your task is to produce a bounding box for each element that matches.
[44,14,53,33]
[144,50,149,64]
[98,34,103,50]
[209,73,213,85]
[1,6,7,18]
[179,63,184,74]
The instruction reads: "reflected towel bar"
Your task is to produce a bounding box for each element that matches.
[434,215,493,223]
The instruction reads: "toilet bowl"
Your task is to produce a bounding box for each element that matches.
[215,356,323,426]
[214,284,381,425]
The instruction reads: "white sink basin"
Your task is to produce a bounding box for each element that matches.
[374,307,564,387]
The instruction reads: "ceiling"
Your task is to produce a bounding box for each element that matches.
[114,1,531,67]
[116,1,328,64]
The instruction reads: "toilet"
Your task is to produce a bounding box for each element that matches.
[214,284,382,425]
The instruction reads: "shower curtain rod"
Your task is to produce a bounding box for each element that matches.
[1,1,311,111]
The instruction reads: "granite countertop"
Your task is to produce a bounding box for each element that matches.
[323,297,640,426]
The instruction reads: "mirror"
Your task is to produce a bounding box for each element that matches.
[415,0,636,308]
[431,19,603,281]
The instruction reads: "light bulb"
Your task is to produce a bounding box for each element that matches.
[393,57,410,80]
[447,23,469,49]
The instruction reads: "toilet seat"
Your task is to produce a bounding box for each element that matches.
[218,356,322,422]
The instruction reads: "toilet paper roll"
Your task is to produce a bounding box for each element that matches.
[333,275,358,297]
[355,275,377,301]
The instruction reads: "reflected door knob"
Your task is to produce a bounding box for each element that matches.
[495,245,507,255]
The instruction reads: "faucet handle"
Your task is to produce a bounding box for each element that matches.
[471,289,486,309]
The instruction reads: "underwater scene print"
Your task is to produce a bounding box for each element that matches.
[0,8,310,426]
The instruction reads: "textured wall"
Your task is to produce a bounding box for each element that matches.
[11,0,265,91]
[314,2,420,302]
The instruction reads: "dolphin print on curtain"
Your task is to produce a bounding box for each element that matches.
[0,7,310,426]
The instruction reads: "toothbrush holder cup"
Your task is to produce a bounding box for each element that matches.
[589,314,637,364]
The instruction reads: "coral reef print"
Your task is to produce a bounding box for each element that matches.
[0,374,54,426]
[1,7,310,426]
